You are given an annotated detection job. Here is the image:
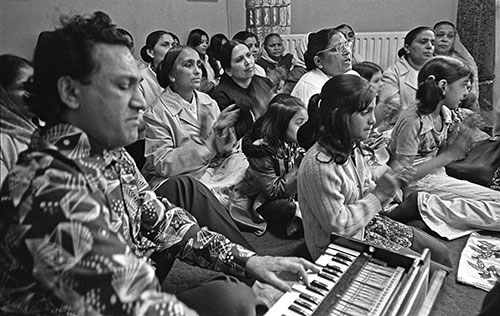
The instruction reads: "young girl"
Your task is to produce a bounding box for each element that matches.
[230,94,308,238]
[353,61,384,95]
[388,56,500,240]
[297,74,451,268]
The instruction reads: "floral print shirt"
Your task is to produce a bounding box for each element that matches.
[0,123,255,316]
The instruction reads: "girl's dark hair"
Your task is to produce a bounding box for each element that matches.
[398,26,434,58]
[187,28,209,49]
[208,33,228,61]
[140,30,168,63]
[232,30,258,42]
[207,33,228,77]
[246,94,306,148]
[156,45,193,88]
[298,74,376,163]
[219,40,244,71]
[352,61,383,81]
[0,54,33,89]
[416,56,472,115]
[31,11,131,126]
[304,28,342,70]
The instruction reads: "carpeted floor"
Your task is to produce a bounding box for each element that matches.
[162,229,496,316]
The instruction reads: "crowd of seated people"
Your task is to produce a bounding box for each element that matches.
[1,8,499,316]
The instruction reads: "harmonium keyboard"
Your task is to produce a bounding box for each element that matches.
[266,234,447,316]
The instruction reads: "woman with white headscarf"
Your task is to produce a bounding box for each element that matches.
[434,21,480,111]
[281,33,310,94]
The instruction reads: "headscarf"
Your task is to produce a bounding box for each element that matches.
[292,33,310,69]
[0,85,37,144]
[451,32,479,97]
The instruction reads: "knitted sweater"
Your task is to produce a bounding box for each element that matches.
[298,142,382,260]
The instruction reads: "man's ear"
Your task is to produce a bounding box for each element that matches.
[313,55,323,69]
[225,68,232,77]
[57,76,81,110]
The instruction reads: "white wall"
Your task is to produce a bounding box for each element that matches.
[291,0,458,33]
[0,0,232,60]
[1,0,459,61]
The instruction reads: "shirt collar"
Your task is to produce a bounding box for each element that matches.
[160,86,215,117]
[32,123,122,167]
[419,105,453,135]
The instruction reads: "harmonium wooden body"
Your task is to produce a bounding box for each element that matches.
[265,234,447,316]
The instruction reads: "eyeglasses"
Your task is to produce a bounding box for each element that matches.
[316,40,353,56]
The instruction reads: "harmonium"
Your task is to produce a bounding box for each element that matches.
[265,234,448,316]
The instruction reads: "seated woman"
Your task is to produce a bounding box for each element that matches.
[281,33,310,94]
[336,23,364,64]
[207,33,228,80]
[353,61,384,95]
[211,40,275,139]
[434,21,479,111]
[291,27,357,106]
[387,56,500,240]
[376,26,435,131]
[0,54,38,185]
[143,45,239,186]
[232,30,267,77]
[187,28,218,94]
[297,74,451,268]
[126,31,177,169]
[230,94,307,238]
[139,30,177,108]
[256,33,294,90]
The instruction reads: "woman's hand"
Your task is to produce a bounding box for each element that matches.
[373,169,400,204]
[213,104,240,133]
[245,255,320,292]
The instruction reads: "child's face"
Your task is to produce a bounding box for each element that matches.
[349,98,376,141]
[369,71,383,94]
[286,108,308,143]
[443,76,471,109]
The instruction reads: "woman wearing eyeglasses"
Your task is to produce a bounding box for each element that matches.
[291,28,357,106]
[375,26,435,131]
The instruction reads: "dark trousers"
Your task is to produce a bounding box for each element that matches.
[151,175,255,281]
[155,175,253,251]
[177,275,265,316]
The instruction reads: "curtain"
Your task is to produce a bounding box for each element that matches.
[246,0,291,41]
[457,0,496,127]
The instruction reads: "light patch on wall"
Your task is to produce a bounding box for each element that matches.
[187,0,217,2]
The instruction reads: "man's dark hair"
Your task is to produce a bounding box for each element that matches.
[31,11,131,126]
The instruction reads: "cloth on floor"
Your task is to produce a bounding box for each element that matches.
[457,232,500,291]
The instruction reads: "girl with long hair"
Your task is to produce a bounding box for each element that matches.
[231,94,308,238]
[388,56,500,240]
[298,74,451,269]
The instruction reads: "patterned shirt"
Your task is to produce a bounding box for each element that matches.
[0,123,255,316]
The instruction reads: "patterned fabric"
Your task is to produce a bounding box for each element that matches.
[457,232,500,291]
[364,215,413,251]
[490,168,500,191]
[0,123,255,316]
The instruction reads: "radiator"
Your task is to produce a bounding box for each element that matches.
[281,31,406,70]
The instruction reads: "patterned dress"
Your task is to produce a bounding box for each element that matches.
[0,123,255,316]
